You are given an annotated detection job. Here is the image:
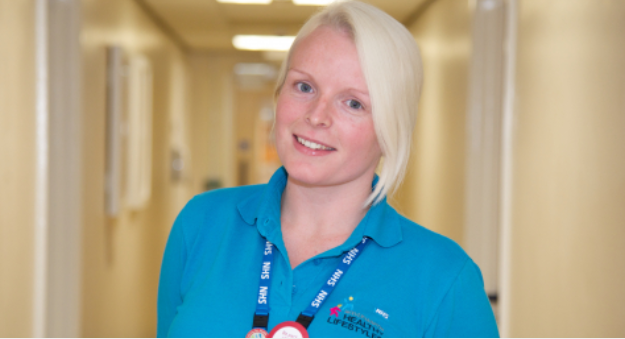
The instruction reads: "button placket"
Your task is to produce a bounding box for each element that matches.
[267,238,294,309]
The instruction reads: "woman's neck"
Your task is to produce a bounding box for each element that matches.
[280,173,373,268]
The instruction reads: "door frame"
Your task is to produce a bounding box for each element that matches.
[33,0,82,336]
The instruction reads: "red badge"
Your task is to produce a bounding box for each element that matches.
[268,321,309,338]
[246,328,269,338]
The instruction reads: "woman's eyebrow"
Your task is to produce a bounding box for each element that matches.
[288,68,312,78]
[347,87,370,99]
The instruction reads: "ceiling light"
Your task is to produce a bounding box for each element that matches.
[232,35,295,52]
[216,0,272,4]
[292,0,337,5]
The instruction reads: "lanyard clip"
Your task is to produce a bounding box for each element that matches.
[296,313,314,329]
[253,313,269,330]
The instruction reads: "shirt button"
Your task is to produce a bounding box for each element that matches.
[313,259,322,266]
[292,285,297,295]
[264,219,270,225]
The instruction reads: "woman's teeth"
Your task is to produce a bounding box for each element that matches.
[297,136,334,151]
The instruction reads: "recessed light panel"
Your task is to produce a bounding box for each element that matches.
[292,0,337,5]
[216,0,272,4]
[232,35,296,52]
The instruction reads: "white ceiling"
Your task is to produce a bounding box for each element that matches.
[142,0,430,51]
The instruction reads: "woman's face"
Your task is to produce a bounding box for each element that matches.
[275,26,382,189]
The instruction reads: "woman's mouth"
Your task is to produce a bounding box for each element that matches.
[294,135,336,151]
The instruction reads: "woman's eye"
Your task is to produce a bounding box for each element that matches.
[347,99,362,110]
[296,82,313,93]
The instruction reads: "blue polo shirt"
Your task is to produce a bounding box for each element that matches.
[157,168,499,337]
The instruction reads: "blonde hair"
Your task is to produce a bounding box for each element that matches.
[275,1,423,206]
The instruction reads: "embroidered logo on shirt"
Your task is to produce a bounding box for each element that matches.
[326,296,385,338]
[337,295,355,310]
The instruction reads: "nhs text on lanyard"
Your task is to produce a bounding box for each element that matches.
[256,241,274,316]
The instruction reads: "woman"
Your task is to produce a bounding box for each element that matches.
[158,1,498,337]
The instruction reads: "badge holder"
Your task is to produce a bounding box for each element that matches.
[268,321,309,338]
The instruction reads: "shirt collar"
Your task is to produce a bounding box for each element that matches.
[237,167,403,250]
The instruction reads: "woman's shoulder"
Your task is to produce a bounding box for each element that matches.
[171,184,267,237]
[403,215,466,256]
[386,206,475,277]
[384,210,497,337]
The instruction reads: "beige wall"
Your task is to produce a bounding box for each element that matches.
[80,0,194,336]
[0,0,36,336]
[398,0,472,246]
[507,0,625,336]
[188,53,237,194]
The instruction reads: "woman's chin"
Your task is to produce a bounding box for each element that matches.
[284,163,335,187]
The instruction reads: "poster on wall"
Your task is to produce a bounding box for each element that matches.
[105,46,153,217]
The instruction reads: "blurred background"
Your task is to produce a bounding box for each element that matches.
[1,0,624,337]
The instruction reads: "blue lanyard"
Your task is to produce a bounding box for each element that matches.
[252,237,370,331]
[252,240,274,330]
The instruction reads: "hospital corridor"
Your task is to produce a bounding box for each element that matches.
[1,0,624,337]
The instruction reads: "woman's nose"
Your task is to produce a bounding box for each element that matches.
[305,97,332,128]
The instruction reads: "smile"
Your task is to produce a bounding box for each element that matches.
[295,135,336,151]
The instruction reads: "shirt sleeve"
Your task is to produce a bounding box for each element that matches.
[424,259,500,338]
[157,199,192,337]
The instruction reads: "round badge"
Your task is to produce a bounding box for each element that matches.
[268,321,309,338]
[246,328,269,338]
